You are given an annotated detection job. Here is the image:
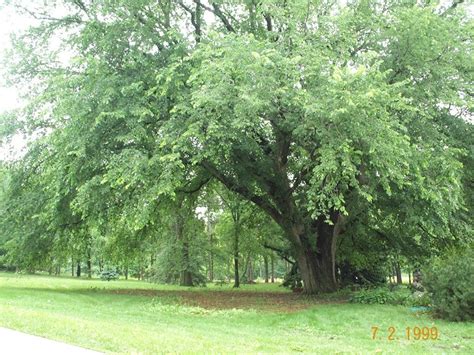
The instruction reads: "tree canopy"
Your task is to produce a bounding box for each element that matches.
[0,0,472,293]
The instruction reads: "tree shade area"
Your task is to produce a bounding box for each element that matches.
[0,0,473,352]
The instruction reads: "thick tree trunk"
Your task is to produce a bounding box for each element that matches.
[289,214,342,293]
[295,246,337,293]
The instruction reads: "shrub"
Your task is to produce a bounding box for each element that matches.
[100,270,119,281]
[423,247,474,321]
[350,286,410,305]
[407,291,431,307]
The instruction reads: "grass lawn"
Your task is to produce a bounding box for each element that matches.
[0,272,472,354]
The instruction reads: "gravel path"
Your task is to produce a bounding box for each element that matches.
[0,327,102,354]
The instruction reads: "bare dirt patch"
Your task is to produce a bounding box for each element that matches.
[107,289,347,312]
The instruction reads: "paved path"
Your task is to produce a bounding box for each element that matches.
[0,327,102,354]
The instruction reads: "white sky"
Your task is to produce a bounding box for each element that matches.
[0,5,22,113]
[0,5,27,160]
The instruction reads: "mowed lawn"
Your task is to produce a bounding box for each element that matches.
[0,273,472,354]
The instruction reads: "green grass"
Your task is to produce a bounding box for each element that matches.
[0,273,472,354]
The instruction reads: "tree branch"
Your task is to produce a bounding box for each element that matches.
[192,0,236,32]
[200,160,283,225]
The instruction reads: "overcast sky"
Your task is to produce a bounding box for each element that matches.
[0,5,21,113]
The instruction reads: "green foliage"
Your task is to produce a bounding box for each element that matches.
[407,291,431,308]
[350,287,410,305]
[0,0,472,293]
[100,270,119,281]
[423,247,474,321]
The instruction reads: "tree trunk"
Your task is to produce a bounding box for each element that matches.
[289,214,341,293]
[71,258,75,277]
[233,225,240,288]
[76,261,81,278]
[124,265,129,280]
[87,252,92,279]
[264,256,269,283]
[233,252,240,288]
[176,201,194,287]
[247,256,254,283]
[180,238,194,286]
[209,232,214,282]
[271,255,275,283]
[395,261,402,285]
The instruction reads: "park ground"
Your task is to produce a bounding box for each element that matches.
[0,272,472,354]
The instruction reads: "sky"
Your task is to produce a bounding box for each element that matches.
[0,4,27,160]
[0,5,22,113]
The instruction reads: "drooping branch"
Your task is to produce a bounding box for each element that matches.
[264,13,272,31]
[179,0,203,43]
[17,5,83,24]
[191,0,236,32]
[70,0,92,19]
[200,160,283,225]
[176,174,211,194]
[263,243,295,264]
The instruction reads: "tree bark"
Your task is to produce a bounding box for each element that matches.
[395,261,402,285]
[176,200,194,287]
[247,256,254,283]
[76,261,81,277]
[289,213,342,293]
[233,250,240,288]
[233,224,240,288]
[271,254,275,283]
[208,228,214,281]
[264,255,269,283]
[87,251,92,279]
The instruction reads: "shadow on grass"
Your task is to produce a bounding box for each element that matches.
[1,284,349,312]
